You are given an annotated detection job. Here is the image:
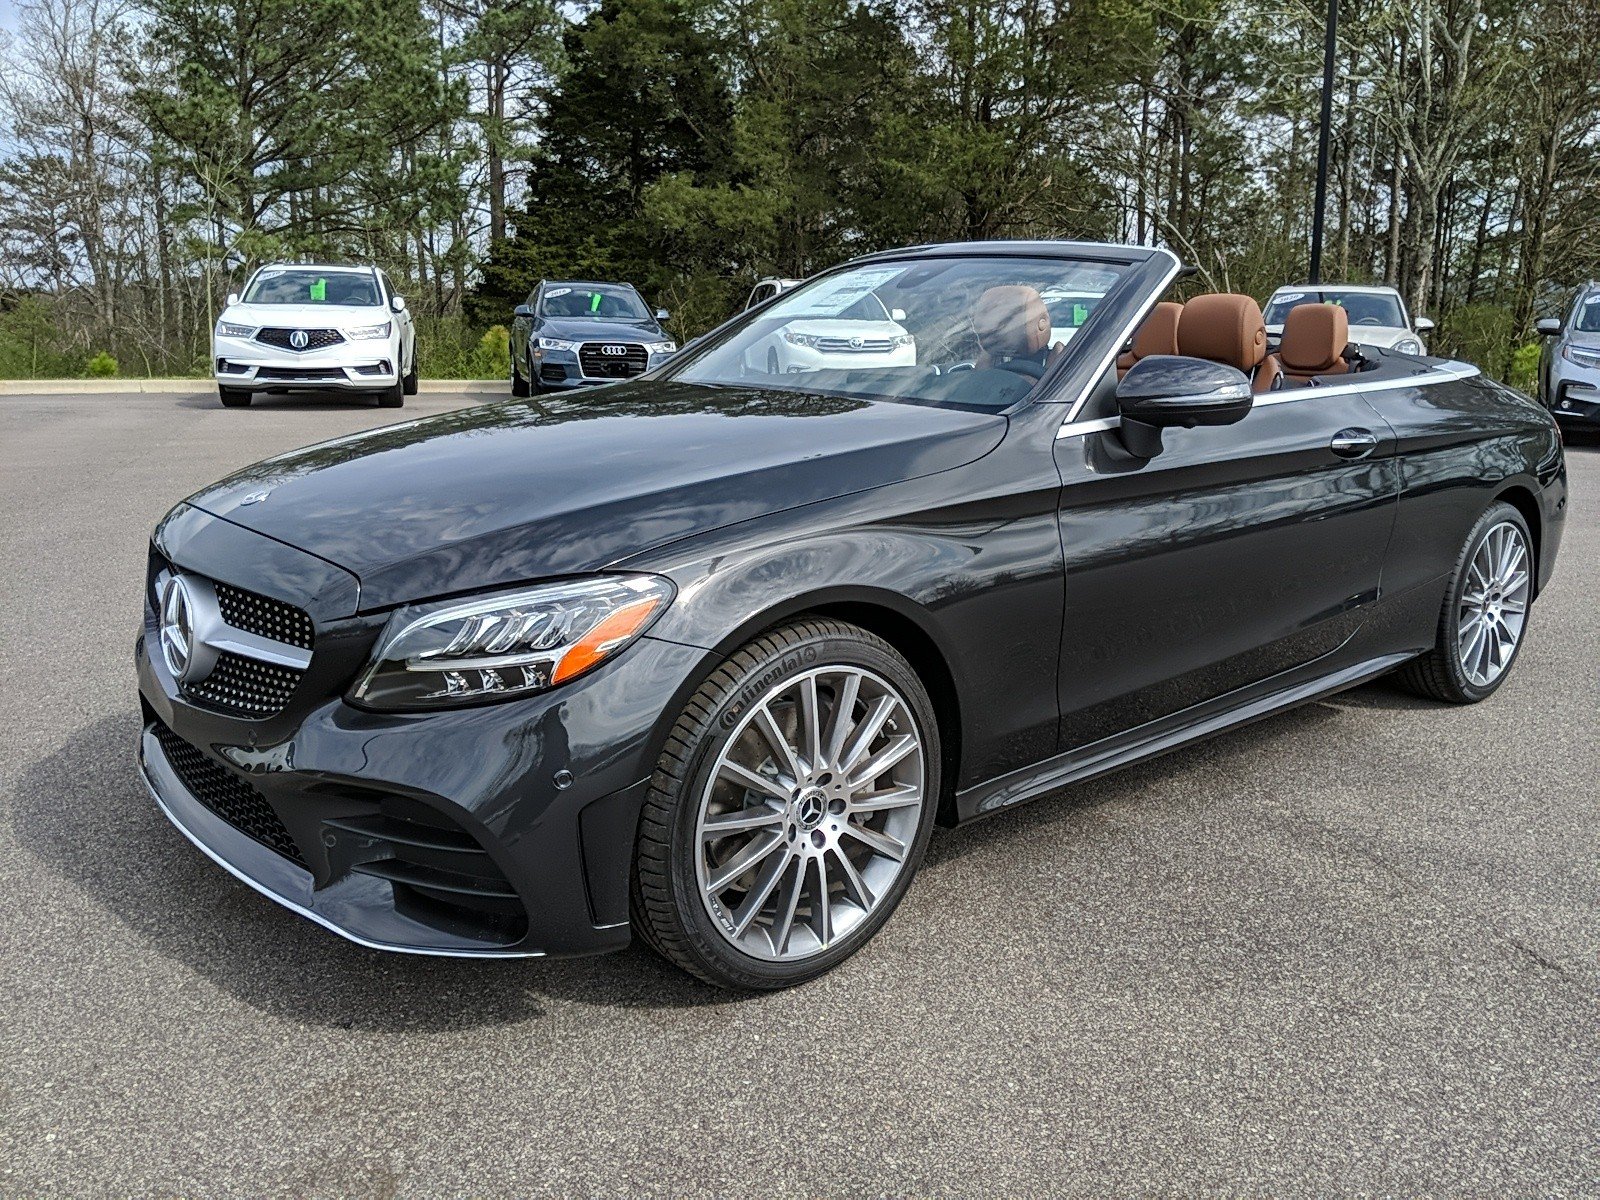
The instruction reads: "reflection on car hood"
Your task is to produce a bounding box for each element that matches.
[534,317,665,342]
[185,381,1007,610]
[224,303,390,327]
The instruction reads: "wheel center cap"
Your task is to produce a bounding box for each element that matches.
[794,787,827,829]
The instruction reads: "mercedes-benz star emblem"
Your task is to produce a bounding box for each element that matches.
[289,329,309,350]
[159,575,196,681]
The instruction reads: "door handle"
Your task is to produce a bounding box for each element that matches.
[1330,428,1378,459]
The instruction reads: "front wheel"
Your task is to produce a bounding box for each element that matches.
[376,381,404,408]
[633,619,940,990]
[218,386,251,408]
[1399,501,1533,703]
[510,353,531,398]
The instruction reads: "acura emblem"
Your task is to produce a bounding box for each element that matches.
[289,329,309,350]
[600,344,628,356]
[159,575,197,681]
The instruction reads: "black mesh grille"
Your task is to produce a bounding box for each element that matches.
[256,327,344,351]
[185,652,303,717]
[214,581,314,650]
[578,342,648,379]
[253,366,347,382]
[151,718,307,868]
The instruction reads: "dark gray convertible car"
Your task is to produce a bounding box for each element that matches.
[138,240,1566,989]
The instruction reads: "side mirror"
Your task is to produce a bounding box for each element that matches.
[655,308,670,321]
[1413,316,1435,333]
[1535,318,1562,337]
[226,293,239,307]
[514,303,535,318]
[390,295,406,313]
[1115,355,1253,459]
[890,308,908,322]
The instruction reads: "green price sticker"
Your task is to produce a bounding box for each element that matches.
[1073,303,1089,326]
[310,278,326,301]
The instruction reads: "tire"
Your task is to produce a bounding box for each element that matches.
[218,386,251,408]
[1398,501,1533,704]
[510,355,531,398]
[377,381,404,408]
[633,618,940,990]
[402,352,418,396]
[766,347,781,375]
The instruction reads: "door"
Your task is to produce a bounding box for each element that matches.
[1053,387,1399,751]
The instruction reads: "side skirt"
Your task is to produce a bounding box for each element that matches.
[954,651,1417,822]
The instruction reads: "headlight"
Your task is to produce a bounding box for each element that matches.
[1563,345,1600,369]
[1394,338,1423,355]
[346,321,392,340]
[350,574,674,710]
[538,337,577,352]
[216,321,256,338]
[646,340,677,354]
[892,334,914,347]
[783,331,821,347]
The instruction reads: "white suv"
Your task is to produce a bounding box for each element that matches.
[212,263,418,408]
[1262,283,1434,355]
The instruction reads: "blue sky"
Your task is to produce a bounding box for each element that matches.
[0,0,19,33]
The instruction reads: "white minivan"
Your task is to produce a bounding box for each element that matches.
[211,263,418,408]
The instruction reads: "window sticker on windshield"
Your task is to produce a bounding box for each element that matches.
[790,267,907,316]
[546,287,571,298]
[257,267,285,278]
[1585,295,1600,305]
[309,278,326,301]
[1073,303,1089,325]
[1278,291,1306,303]
[589,292,602,313]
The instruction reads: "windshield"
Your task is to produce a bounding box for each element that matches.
[243,268,380,307]
[539,284,650,320]
[1264,289,1406,328]
[1572,292,1600,333]
[662,255,1129,411]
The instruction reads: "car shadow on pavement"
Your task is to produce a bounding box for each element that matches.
[11,713,732,1032]
[172,390,394,411]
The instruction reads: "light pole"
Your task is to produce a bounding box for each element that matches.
[1308,0,1339,284]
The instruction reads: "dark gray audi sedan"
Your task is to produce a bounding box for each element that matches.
[139,240,1566,989]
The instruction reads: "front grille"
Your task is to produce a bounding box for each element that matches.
[253,366,347,382]
[186,651,303,717]
[214,581,314,650]
[578,342,648,379]
[256,327,344,352]
[151,717,307,868]
[813,336,896,352]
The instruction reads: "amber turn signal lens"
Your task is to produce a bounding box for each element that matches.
[551,596,665,685]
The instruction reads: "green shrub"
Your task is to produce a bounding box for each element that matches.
[468,325,510,378]
[85,351,119,378]
[1508,341,1541,394]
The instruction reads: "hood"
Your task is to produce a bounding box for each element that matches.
[186,381,1007,610]
[533,317,665,343]
[225,302,390,328]
[1267,321,1412,348]
[786,319,908,338]
[1566,329,1600,351]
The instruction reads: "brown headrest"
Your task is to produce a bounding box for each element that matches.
[1132,302,1183,359]
[1279,303,1349,373]
[1178,293,1267,371]
[974,286,1050,358]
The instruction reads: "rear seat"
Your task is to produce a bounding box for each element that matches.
[1117,301,1183,379]
[1270,303,1351,388]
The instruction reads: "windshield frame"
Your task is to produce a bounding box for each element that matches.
[537,282,651,322]
[242,267,382,307]
[653,245,1165,414]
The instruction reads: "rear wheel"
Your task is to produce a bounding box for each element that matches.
[218,386,251,408]
[633,618,939,990]
[401,350,418,396]
[1399,501,1533,703]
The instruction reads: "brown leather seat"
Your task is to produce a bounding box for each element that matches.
[1274,303,1350,387]
[1177,293,1277,392]
[1117,301,1183,379]
[974,285,1052,370]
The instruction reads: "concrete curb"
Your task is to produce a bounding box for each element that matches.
[0,378,506,396]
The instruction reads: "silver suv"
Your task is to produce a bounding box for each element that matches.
[1537,284,1600,432]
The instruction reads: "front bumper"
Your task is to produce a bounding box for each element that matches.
[137,507,706,957]
[1550,361,1600,428]
[532,346,673,390]
[213,333,400,392]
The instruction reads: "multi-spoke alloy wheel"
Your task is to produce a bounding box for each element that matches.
[1455,520,1530,688]
[1401,501,1535,704]
[696,665,924,962]
[633,619,940,989]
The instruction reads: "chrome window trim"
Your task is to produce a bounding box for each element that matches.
[1056,359,1482,440]
[1060,247,1184,424]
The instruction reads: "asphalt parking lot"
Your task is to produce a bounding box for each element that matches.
[2,386,1596,1195]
